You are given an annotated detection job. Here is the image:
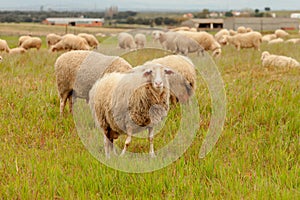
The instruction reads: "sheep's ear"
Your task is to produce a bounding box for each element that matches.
[143,69,152,77]
[164,68,174,75]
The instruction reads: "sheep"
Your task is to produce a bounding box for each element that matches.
[21,37,42,50]
[152,30,165,43]
[177,31,222,57]
[222,31,262,51]
[261,51,300,68]
[118,32,136,50]
[215,29,230,45]
[275,29,289,38]
[78,33,99,48]
[46,33,62,48]
[262,34,277,42]
[173,34,204,56]
[89,63,174,158]
[18,35,31,46]
[145,55,196,104]
[54,50,132,115]
[246,27,253,32]
[134,33,147,49]
[285,38,300,44]
[237,26,247,33]
[268,38,284,45]
[9,47,27,54]
[0,39,10,53]
[229,29,237,36]
[50,34,90,52]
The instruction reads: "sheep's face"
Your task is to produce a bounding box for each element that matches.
[213,48,222,58]
[152,31,163,41]
[143,65,174,93]
[261,51,270,61]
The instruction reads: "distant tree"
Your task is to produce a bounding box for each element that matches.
[154,17,163,25]
[265,7,271,11]
[225,11,233,17]
[255,9,259,14]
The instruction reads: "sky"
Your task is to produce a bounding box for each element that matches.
[1,0,300,11]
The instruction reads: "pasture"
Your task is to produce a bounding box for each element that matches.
[0,24,299,199]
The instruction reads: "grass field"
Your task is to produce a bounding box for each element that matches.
[0,26,299,199]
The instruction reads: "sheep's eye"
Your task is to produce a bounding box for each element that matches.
[143,70,152,77]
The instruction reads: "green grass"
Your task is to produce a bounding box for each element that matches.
[0,34,299,199]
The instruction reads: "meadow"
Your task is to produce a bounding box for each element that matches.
[0,24,299,199]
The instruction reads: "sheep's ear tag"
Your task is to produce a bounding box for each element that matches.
[164,68,174,75]
[143,69,152,77]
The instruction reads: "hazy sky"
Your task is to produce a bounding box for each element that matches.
[1,0,300,11]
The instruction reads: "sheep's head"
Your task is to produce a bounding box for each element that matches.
[212,48,222,58]
[152,31,164,42]
[261,51,270,61]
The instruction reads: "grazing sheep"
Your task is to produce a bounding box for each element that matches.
[155,31,178,52]
[268,38,284,45]
[237,26,247,33]
[89,63,174,157]
[262,34,277,42]
[177,31,222,57]
[246,27,253,32]
[173,33,204,56]
[50,34,90,52]
[118,32,136,50]
[78,33,99,48]
[215,29,230,45]
[46,33,62,48]
[223,31,262,51]
[145,55,196,103]
[229,29,237,36]
[21,37,42,50]
[9,47,27,54]
[285,38,300,44]
[0,39,10,53]
[169,26,191,32]
[261,51,300,68]
[54,50,132,115]
[152,30,165,43]
[134,33,147,49]
[18,35,31,46]
[275,29,289,38]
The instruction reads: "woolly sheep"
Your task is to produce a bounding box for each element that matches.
[50,34,90,52]
[169,26,191,32]
[177,31,222,57]
[54,50,132,115]
[229,29,237,36]
[21,37,42,50]
[285,38,300,44]
[0,39,10,53]
[173,34,204,56]
[237,26,247,33]
[275,29,289,38]
[118,32,136,50]
[46,33,62,48]
[89,63,174,157]
[18,35,31,46]
[262,34,277,42]
[222,31,262,51]
[145,55,196,103]
[78,33,99,48]
[9,47,27,54]
[152,30,165,43]
[261,51,300,68]
[246,27,253,32]
[134,33,147,49]
[214,29,230,45]
[268,38,284,45]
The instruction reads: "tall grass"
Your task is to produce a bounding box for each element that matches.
[0,35,299,199]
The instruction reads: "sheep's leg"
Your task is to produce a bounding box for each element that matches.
[148,127,156,158]
[103,132,110,158]
[120,129,132,157]
[68,96,73,114]
[59,96,68,116]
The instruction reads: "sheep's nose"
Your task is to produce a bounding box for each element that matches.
[155,81,163,87]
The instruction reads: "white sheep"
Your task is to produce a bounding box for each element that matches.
[214,29,230,45]
[145,55,197,104]
[9,47,27,54]
[0,39,10,53]
[222,31,262,51]
[285,38,300,44]
[177,31,222,57]
[275,29,289,38]
[118,32,136,50]
[50,34,90,52]
[18,35,31,46]
[54,50,132,115]
[134,33,147,49]
[261,51,300,68]
[246,27,253,32]
[78,33,99,48]
[89,63,174,157]
[237,26,247,33]
[229,29,237,36]
[152,30,165,43]
[268,38,284,45]
[21,37,42,50]
[262,34,277,42]
[46,33,62,48]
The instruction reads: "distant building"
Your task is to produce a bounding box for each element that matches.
[291,13,300,19]
[43,18,105,27]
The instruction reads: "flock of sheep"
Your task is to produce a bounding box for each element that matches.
[0,25,299,157]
